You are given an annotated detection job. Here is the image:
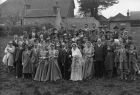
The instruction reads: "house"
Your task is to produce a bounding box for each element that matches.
[128,11,140,49]
[109,13,130,31]
[109,11,140,49]
[98,15,108,27]
[0,0,75,25]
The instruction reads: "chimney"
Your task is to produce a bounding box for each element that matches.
[53,0,59,14]
[127,10,130,18]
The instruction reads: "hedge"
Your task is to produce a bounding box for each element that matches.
[0,23,54,37]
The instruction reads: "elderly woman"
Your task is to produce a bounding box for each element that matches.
[71,43,83,81]
[82,41,94,80]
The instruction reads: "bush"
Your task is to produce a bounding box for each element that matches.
[0,23,55,37]
[8,26,23,36]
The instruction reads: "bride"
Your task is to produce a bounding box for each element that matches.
[71,43,83,81]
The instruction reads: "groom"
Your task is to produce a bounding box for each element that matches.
[58,43,71,80]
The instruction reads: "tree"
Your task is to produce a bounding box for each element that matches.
[78,0,119,19]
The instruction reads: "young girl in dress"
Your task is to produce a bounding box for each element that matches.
[118,44,128,80]
[128,44,138,80]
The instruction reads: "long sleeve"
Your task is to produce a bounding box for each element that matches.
[4,46,8,53]
[22,52,25,64]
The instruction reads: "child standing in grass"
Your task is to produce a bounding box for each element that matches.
[128,44,138,80]
[118,44,128,80]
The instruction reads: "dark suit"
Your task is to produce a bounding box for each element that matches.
[58,48,71,80]
[94,44,105,78]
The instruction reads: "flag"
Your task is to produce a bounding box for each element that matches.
[55,8,62,30]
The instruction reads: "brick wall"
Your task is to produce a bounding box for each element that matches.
[131,27,140,50]
[23,17,56,25]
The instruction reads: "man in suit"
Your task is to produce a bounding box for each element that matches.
[94,38,105,78]
[58,43,71,80]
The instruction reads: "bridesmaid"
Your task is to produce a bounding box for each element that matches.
[34,44,48,81]
[71,43,83,81]
[41,45,49,82]
[82,41,94,80]
[46,43,62,81]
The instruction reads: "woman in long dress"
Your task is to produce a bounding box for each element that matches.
[71,43,83,81]
[34,44,48,81]
[45,43,62,81]
[41,45,49,82]
[82,41,94,80]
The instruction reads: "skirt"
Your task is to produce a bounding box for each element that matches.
[34,59,46,81]
[82,57,94,79]
[45,58,62,81]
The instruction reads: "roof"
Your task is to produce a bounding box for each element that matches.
[129,11,140,20]
[0,0,25,17]
[27,0,75,17]
[0,0,75,18]
[25,9,56,18]
[98,15,108,21]
[109,13,128,22]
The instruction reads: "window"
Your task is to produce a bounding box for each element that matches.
[26,4,31,9]
[131,20,140,27]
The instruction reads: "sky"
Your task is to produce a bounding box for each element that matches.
[74,0,140,18]
[1,0,140,18]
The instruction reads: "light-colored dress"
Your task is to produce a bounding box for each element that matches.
[82,46,94,79]
[118,48,128,71]
[34,50,48,81]
[45,49,62,81]
[71,48,83,81]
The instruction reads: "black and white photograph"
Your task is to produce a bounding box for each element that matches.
[0,0,140,95]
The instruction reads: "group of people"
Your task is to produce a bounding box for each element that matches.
[2,24,140,82]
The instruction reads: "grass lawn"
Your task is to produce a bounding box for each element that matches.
[1,36,140,95]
